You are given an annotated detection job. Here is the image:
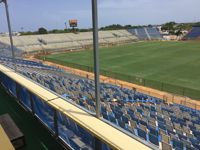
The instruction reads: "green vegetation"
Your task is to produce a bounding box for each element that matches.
[0,86,65,150]
[45,41,200,99]
[161,21,200,35]
[20,28,92,36]
[100,24,145,30]
[20,21,200,36]
[38,27,48,34]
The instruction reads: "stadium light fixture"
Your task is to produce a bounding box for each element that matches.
[92,0,101,119]
[0,0,16,70]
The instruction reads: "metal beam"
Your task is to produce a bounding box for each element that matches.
[3,0,16,70]
[91,0,100,118]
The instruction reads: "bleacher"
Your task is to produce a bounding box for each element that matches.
[184,27,200,40]
[0,57,200,150]
[0,41,22,58]
[127,27,162,40]
[0,30,138,54]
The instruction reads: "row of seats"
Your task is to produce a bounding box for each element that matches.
[0,42,22,57]
[127,27,163,40]
[0,57,200,150]
[0,30,138,53]
[0,56,61,72]
[184,27,200,40]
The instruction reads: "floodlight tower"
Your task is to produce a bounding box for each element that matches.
[0,0,16,70]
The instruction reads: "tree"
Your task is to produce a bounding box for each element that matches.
[175,30,182,36]
[38,27,48,34]
[124,25,132,29]
[100,24,124,30]
[161,22,176,31]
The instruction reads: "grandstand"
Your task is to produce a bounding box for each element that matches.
[1,56,200,150]
[183,27,200,40]
[127,27,163,40]
[0,41,22,57]
[0,28,163,57]
[0,30,138,55]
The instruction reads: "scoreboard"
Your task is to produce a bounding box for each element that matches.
[69,19,78,28]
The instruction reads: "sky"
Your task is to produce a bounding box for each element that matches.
[0,0,200,32]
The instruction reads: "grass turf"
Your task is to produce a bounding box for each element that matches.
[0,86,65,150]
[44,41,200,99]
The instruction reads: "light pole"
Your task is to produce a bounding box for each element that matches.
[91,2,102,148]
[38,38,47,61]
[91,0,100,119]
[0,0,16,70]
[92,1,102,148]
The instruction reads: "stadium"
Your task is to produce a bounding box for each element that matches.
[0,0,200,150]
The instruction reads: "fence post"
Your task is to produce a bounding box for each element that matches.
[87,66,89,72]
[54,109,58,137]
[15,83,20,101]
[29,92,35,115]
[143,78,146,86]
[95,137,102,150]
[161,83,164,91]
[182,88,185,96]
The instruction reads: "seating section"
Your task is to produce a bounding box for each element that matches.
[184,27,200,40]
[1,56,200,150]
[127,27,162,40]
[0,42,22,58]
[0,30,138,53]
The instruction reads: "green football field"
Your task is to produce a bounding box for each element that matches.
[45,41,200,99]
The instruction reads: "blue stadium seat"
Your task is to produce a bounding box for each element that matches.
[137,128,147,140]
[172,138,184,150]
[149,133,159,146]
[148,126,158,136]
[109,115,116,124]
[184,27,200,40]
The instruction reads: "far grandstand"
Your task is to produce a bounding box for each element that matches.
[127,27,162,40]
[183,26,200,40]
[0,30,139,54]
